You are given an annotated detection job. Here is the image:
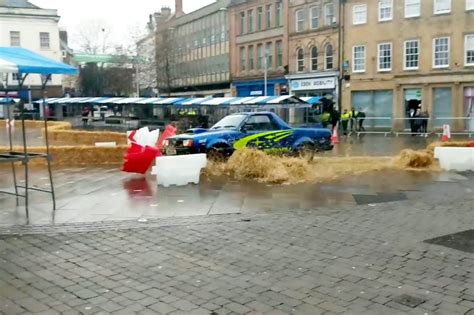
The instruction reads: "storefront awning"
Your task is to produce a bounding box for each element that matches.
[301,97,323,105]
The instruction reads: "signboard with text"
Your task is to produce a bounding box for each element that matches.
[290,77,336,91]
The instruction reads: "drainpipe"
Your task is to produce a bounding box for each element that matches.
[338,0,345,112]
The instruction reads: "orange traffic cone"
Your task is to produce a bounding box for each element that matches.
[331,122,340,144]
[441,124,451,142]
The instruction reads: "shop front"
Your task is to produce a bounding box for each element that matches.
[287,72,339,102]
[232,78,288,97]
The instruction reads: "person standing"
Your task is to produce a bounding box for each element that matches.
[340,109,351,136]
[81,106,90,127]
[357,109,366,132]
[350,107,358,132]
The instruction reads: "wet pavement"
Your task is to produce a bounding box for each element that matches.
[0,171,473,314]
[0,163,470,227]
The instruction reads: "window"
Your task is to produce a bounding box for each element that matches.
[325,45,334,70]
[378,42,392,71]
[266,42,273,69]
[266,5,272,28]
[379,0,393,21]
[276,40,283,67]
[434,0,451,14]
[325,3,335,25]
[257,7,263,31]
[353,4,367,25]
[433,37,450,68]
[353,45,366,72]
[405,0,421,17]
[276,1,283,26]
[257,44,264,69]
[12,73,20,81]
[240,47,246,71]
[248,9,254,33]
[40,32,50,49]
[404,40,420,70]
[468,0,474,10]
[465,34,474,66]
[310,6,319,29]
[249,45,255,70]
[297,48,304,72]
[311,47,318,71]
[245,115,277,131]
[10,31,20,47]
[239,12,245,34]
[296,10,305,32]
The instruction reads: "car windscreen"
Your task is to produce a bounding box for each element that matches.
[210,114,247,130]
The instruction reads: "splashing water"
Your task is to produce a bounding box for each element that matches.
[203,148,438,185]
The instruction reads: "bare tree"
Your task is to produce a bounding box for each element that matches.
[155,29,177,97]
[72,18,113,54]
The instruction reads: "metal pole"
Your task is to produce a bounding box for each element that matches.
[135,59,140,97]
[264,52,268,96]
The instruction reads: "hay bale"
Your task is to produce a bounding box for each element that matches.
[394,149,434,168]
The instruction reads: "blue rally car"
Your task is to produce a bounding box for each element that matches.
[162,112,333,160]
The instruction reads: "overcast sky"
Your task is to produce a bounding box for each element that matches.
[30,0,214,50]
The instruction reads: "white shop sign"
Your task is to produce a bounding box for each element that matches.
[290,77,336,91]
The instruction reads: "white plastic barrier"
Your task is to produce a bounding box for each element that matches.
[434,147,474,172]
[151,154,207,187]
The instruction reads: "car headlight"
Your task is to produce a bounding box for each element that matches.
[183,139,193,147]
[163,139,169,147]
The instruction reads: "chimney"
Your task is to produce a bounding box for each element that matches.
[175,0,184,17]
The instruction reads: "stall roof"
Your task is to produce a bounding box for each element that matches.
[0,98,20,104]
[154,98,184,105]
[301,96,323,105]
[0,47,77,75]
[175,97,212,105]
[135,97,162,104]
[201,97,237,105]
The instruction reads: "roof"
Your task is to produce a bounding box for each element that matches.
[0,47,77,75]
[0,0,39,8]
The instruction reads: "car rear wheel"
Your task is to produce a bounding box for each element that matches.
[296,142,315,162]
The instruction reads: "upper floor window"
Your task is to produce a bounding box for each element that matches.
[310,6,320,29]
[297,48,305,72]
[433,37,450,68]
[325,3,335,26]
[434,0,451,14]
[353,4,367,25]
[248,45,255,69]
[257,7,263,31]
[276,40,283,67]
[239,12,245,34]
[266,4,272,28]
[325,45,334,70]
[248,9,254,33]
[10,31,20,47]
[240,47,246,71]
[276,1,283,26]
[311,47,318,71]
[378,42,392,71]
[405,0,421,18]
[404,40,420,70]
[40,32,50,50]
[296,10,305,32]
[257,44,264,69]
[465,34,474,66]
[266,42,273,69]
[467,0,474,10]
[352,45,366,72]
[379,0,393,21]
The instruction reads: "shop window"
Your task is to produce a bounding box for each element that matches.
[325,45,334,70]
[433,88,453,128]
[311,47,318,71]
[352,90,393,128]
[297,48,305,72]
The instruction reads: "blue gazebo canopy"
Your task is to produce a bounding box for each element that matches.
[0,47,77,75]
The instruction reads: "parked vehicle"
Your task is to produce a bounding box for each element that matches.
[162,112,333,161]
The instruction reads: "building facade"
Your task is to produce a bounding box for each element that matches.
[152,0,231,97]
[229,0,289,97]
[341,0,474,131]
[286,0,340,102]
[0,0,64,98]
